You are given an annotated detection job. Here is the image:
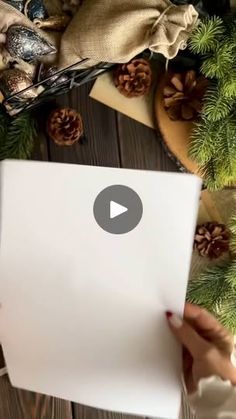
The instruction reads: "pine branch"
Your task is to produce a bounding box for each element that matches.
[220,70,236,98]
[213,117,236,183]
[200,158,233,191]
[201,84,234,122]
[187,264,232,311]
[200,44,234,79]
[187,262,236,334]
[189,118,224,164]
[0,106,10,140]
[215,296,236,334]
[189,17,225,55]
[0,111,37,160]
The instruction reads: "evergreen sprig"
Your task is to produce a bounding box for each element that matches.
[187,215,236,334]
[188,16,236,190]
[189,17,225,54]
[0,107,37,160]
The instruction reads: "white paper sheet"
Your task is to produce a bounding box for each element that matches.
[0,160,201,419]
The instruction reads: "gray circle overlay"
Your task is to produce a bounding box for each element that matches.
[93,185,143,235]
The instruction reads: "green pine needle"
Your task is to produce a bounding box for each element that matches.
[188,16,236,190]
[189,17,224,54]
[220,71,236,98]
[0,107,37,160]
[201,85,234,122]
[200,44,234,79]
[187,263,236,334]
[187,264,231,310]
[189,118,223,164]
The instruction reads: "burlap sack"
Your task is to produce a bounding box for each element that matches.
[0,1,59,65]
[59,0,198,69]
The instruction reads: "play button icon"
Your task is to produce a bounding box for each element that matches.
[110,201,128,219]
[93,185,143,234]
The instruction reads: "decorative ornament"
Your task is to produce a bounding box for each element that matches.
[113,58,152,98]
[47,108,84,146]
[39,66,69,87]
[6,25,56,62]
[4,0,24,12]
[163,71,207,121]
[33,15,71,31]
[0,69,38,102]
[24,0,47,21]
[194,221,230,259]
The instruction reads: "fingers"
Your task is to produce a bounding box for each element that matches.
[166,312,208,358]
[184,303,233,352]
[184,303,222,331]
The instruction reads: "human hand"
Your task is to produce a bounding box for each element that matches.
[166,303,236,394]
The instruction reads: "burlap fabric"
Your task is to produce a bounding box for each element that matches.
[59,0,198,69]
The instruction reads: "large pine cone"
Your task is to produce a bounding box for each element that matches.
[163,71,208,121]
[47,108,83,146]
[194,222,230,259]
[113,58,152,98]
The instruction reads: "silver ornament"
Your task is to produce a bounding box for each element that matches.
[4,0,24,12]
[40,66,69,87]
[24,0,48,21]
[6,25,56,62]
[0,68,38,101]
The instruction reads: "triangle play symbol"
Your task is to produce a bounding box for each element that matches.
[110,201,128,219]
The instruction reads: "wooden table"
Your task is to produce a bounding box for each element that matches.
[0,82,180,419]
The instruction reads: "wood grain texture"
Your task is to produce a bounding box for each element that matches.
[116,113,177,172]
[47,83,121,168]
[74,404,142,419]
[0,376,72,419]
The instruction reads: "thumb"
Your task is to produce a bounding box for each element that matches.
[166,312,208,358]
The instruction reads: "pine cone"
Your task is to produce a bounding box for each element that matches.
[47,108,83,146]
[163,71,208,121]
[113,58,152,98]
[194,222,230,259]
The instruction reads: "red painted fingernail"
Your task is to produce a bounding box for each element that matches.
[166,311,173,319]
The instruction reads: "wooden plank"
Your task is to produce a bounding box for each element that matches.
[0,375,72,419]
[74,404,142,419]
[116,113,178,172]
[47,83,121,168]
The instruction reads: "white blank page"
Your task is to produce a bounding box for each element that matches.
[0,160,201,419]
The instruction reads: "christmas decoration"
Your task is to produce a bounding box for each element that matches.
[24,0,47,21]
[47,108,83,146]
[4,0,24,12]
[194,221,230,259]
[0,105,37,159]
[187,213,236,334]
[39,66,69,87]
[113,58,152,98]
[6,25,56,62]
[0,68,38,101]
[163,71,207,121]
[188,16,236,190]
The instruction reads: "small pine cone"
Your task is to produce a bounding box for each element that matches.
[194,222,230,259]
[113,58,152,98]
[47,108,83,146]
[163,70,208,121]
